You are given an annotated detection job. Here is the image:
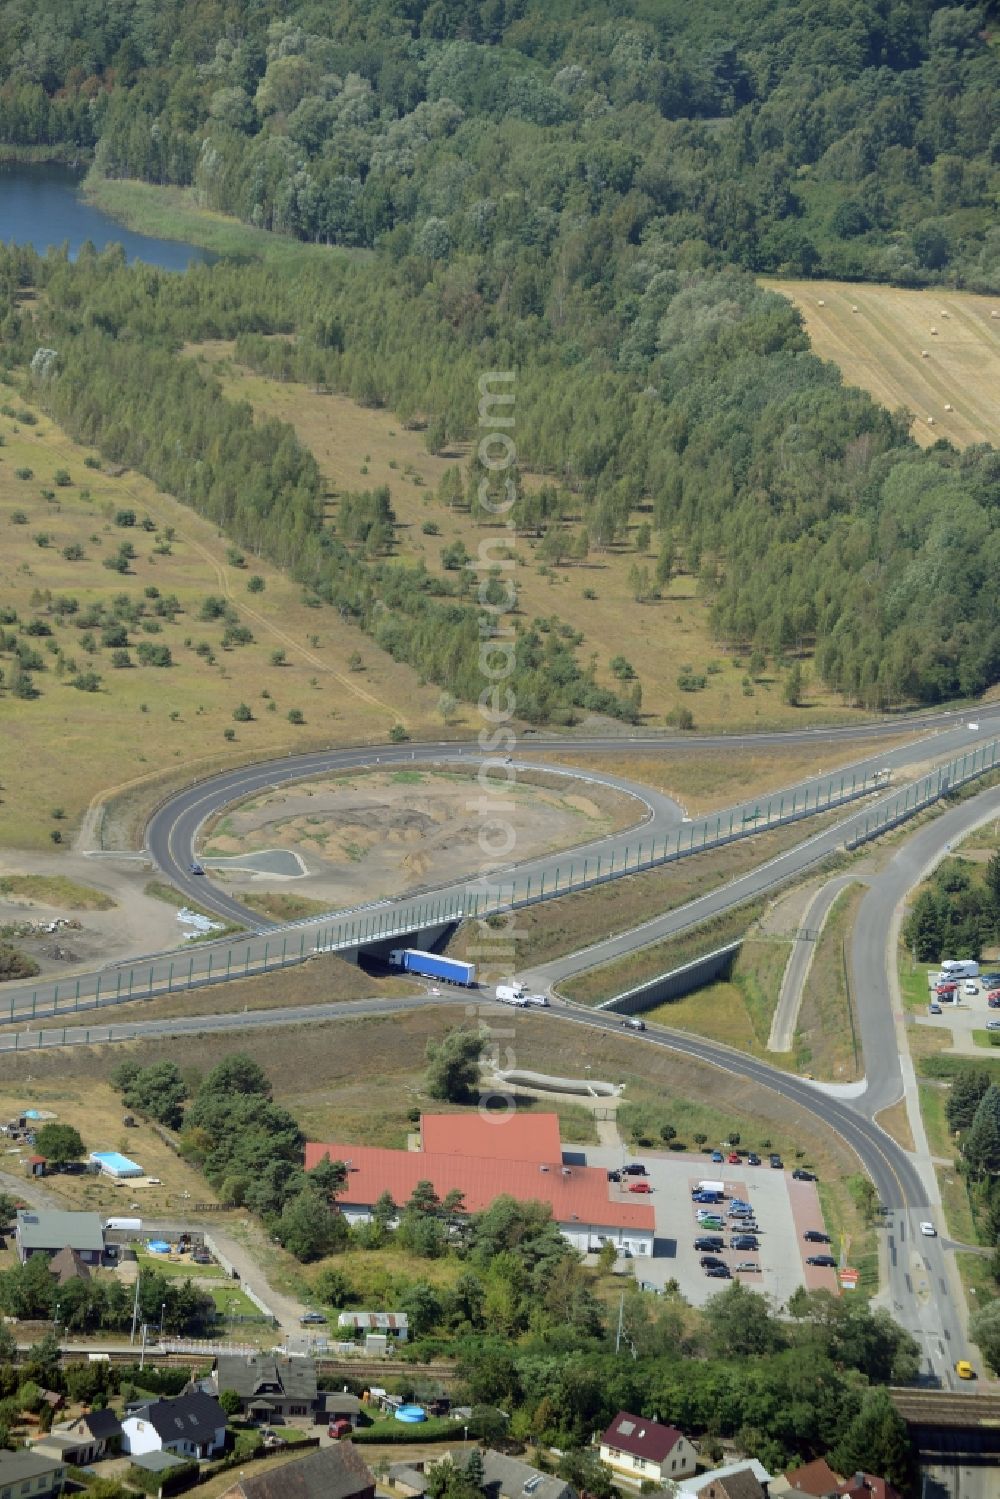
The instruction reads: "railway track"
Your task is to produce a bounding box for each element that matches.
[54,1348,457,1384]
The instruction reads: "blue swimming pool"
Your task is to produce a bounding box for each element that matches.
[90,1150,143,1177]
[395,1405,427,1424]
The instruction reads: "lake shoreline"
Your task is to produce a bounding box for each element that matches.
[82,170,370,267]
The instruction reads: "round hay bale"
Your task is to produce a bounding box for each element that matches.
[927,416,935,425]
[930,326,938,334]
[921,349,929,358]
[851,304,859,313]
[817,299,825,306]
[993,310,999,319]
[944,403,953,412]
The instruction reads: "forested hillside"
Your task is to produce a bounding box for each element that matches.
[1,2,999,715]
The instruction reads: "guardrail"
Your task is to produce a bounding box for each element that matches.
[2,748,995,1039]
[0,765,886,1029]
[845,736,1000,848]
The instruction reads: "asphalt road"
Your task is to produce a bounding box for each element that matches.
[767,875,857,1052]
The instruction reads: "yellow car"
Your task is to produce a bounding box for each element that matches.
[955,1360,975,1380]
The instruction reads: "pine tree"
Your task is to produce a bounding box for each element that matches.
[831,1388,916,1495]
[946,1070,991,1133]
[903,889,943,962]
[964,1084,1000,1177]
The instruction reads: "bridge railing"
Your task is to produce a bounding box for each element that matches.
[3,744,998,1037]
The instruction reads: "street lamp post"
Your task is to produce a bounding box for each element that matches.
[160,1303,166,1340]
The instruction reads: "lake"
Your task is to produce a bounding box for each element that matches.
[0,162,212,271]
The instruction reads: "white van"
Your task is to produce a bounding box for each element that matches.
[497,985,528,1006]
[940,960,979,978]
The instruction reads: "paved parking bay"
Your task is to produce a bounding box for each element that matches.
[583,1145,839,1307]
[918,972,1000,1054]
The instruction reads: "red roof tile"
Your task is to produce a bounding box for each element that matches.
[783,1460,842,1496]
[305,1142,654,1231]
[420,1111,563,1162]
[600,1412,685,1462]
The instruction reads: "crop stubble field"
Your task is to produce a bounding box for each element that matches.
[770,279,1000,449]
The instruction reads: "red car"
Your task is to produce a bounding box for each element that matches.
[628,1181,652,1193]
[727,1152,740,1164]
[935,984,957,996]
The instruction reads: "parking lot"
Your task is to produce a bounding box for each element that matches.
[919,967,1000,1053]
[582,1144,839,1307]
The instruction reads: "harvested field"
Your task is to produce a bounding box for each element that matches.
[769,279,1000,449]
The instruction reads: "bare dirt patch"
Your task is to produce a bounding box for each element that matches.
[769,279,1000,449]
[200,767,638,909]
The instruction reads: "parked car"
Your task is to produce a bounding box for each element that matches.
[806,1254,837,1267]
[623,1163,647,1176]
[769,1154,783,1169]
[929,1003,942,1014]
[792,1168,816,1181]
[935,983,957,996]
[692,1190,722,1203]
[697,1219,724,1232]
[964,979,978,996]
[735,1261,760,1272]
[607,1169,621,1182]
[628,1182,652,1193]
[726,1152,741,1164]
[732,1235,759,1251]
[705,1264,731,1278]
[700,1255,726,1268]
[694,1236,725,1251]
[746,1153,761,1165]
[697,1212,724,1225]
[987,1019,1000,1032]
[989,996,1000,1009]
[299,1311,327,1325]
[804,1229,831,1242]
[710,1151,724,1163]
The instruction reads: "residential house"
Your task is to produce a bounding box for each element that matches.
[388,1463,430,1497]
[15,1210,104,1265]
[58,1407,123,1462]
[678,1462,773,1499]
[771,1460,842,1499]
[771,1464,900,1499]
[217,1442,376,1499]
[323,1392,364,1428]
[0,1447,66,1498]
[214,1353,318,1421]
[599,1412,698,1484]
[122,1391,227,1460]
[47,1247,91,1286]
[455,1449,576,1499]
[338,1311,409,1341]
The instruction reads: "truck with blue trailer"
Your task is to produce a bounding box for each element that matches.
[389,948,476,986]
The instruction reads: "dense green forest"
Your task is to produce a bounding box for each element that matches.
[0,3,999,714]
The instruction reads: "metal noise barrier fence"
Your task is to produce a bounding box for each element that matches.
[3,750,997,1039]
[845,736,1000,849]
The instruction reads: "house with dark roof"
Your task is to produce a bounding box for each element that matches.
[15,1209,104,1265]
[599,1412,698,1484]
[0,1447,66,1498]
[122,1391,226,1461]
[57,1406,123,1462]
[214,1353,318,1421]
[48,1246,92,1286]
[834,1476,901,1499]
[689,1465,770,1499]
[217,1442,376,1499]
[456,1449,576,1499]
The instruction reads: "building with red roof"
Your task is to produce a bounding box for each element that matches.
[772,1464,901,1499]
[598,1412,697,1483]
[306,1113,654,1256]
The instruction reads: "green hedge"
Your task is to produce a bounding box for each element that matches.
[127,1458,198,1495]
[352,1417,463,1445]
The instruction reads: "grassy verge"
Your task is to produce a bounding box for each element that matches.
[819,1178,878,1295]
[918,1082,954,1158]
[143,879,242,934]
[937,1164,978,1245]
[0,875,116,910]
[971,1029,1000,1050]
[898,956,935,1013]
[557,897,773,1006]
[240,892,332,922]
[873,1099,915,1152]
[793,884,864,1081]
[637,938,790,1059]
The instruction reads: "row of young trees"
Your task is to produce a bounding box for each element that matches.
[4,240,1000,713]
[903,854,1000,962]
